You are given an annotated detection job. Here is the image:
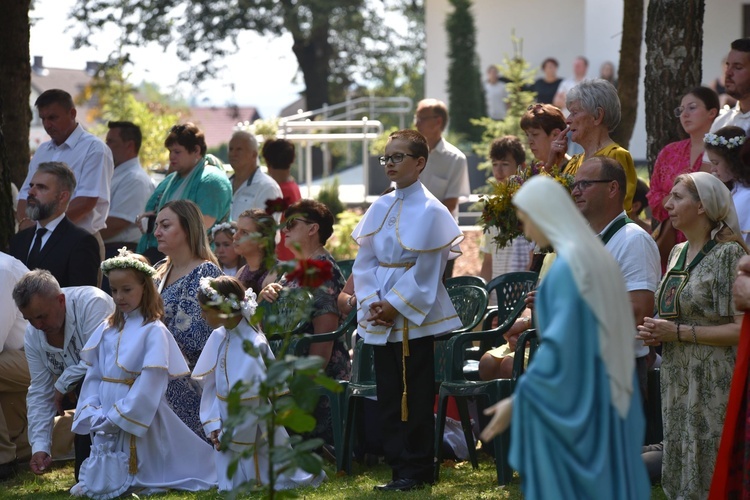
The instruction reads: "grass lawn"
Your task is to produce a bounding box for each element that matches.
[1,457,666,499]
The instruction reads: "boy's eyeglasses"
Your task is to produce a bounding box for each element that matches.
[379,153,418,166]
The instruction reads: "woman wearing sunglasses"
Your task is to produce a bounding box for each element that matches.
[259,199,350,446]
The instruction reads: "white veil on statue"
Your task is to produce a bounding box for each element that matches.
[513,175,636,418]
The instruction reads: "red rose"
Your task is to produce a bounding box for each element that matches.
[287,259,334,288]
[265,197,290,215]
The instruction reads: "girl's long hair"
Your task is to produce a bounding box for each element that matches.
[108,261,164,331]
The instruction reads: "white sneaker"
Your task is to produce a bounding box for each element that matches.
[70,482,84,496]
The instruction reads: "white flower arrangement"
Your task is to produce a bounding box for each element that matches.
[101,248,157,277]
[704,133,747,149]
[210,222,236,240]
[199,277,258,321]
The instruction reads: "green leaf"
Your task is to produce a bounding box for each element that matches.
[292,355,325,371]
[294,450,324,474]
[313,375,343,392]
[276,407,317,433]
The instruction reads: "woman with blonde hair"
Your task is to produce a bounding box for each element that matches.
[637,172,747,498]
[152,199,222,439]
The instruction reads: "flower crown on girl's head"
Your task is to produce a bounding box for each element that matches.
[210,222,236,240]
[101,248,157,277]
[199,277,258,321]
[704,133,747,149]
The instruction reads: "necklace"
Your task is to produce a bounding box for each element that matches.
[308,245,327,259]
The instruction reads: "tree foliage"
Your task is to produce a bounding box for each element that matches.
[81,61,185,170]
[644,0,705,176]
[472,37,537,177]
[445,0,485,143]
[70,0,423,113]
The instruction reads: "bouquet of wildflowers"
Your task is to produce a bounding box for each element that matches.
[479,163,574,249]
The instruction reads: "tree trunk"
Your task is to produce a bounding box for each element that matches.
[0,0,31,251]
[611,0,644,150]
[291,24,332,112]
[644,0,705,177]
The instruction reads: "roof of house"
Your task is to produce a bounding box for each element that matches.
[186,106,261,148]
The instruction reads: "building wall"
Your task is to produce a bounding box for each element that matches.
[425,0,746,162]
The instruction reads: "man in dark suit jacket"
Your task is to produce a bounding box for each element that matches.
[9,162,100,287]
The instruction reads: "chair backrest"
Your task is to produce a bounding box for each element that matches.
[448,284,489,334]
[485,271,538,329]
[445,275,487,290]
[260,288,313,357]
[336,259,355,280]
[511,329,540,381]
[351,338,376,385]
[290,308,357,355]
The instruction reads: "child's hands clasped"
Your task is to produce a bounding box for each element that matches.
[367,300,397,327]
[210,430,222,451]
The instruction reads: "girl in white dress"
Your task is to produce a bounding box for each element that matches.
[192,276,325,491]
[71,249,217,499]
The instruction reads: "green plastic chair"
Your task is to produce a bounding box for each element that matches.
[260,288,314,356]
[434,328,539,485]
[336,259,355,280]
[261,290,353,470]
[446,284,489,334]
[290,309,358,472]
[433,273,538,485]
[445,275,487,290]
[341,338,377,474]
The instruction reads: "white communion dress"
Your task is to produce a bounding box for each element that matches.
[71,310,217,499]
[193,319,325,491]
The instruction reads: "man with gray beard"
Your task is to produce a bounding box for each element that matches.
[9,162,100,287]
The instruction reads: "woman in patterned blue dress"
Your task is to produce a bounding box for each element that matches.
[153,199,223,440]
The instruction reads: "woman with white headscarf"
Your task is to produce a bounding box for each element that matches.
[480,175,649,499]
[637,171,747,499]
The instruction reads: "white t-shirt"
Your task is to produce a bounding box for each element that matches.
[20,125,114,234]
[230,169,283,221]
[599,213,661,358]
[105,157,155,244]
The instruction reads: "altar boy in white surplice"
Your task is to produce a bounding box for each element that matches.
[351,129,463,492]
[71,250,217,498]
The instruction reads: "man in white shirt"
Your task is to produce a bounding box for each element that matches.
[12,270,114,481]
[414,99,470,278]
[707,39,750,138]
[573,156,661,403]
[101,121,155,258]
[228,131,282,221]
[0,254,31,480]
[16,89,114,257]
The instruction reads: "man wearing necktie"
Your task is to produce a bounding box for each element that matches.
[9,162,100,288]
